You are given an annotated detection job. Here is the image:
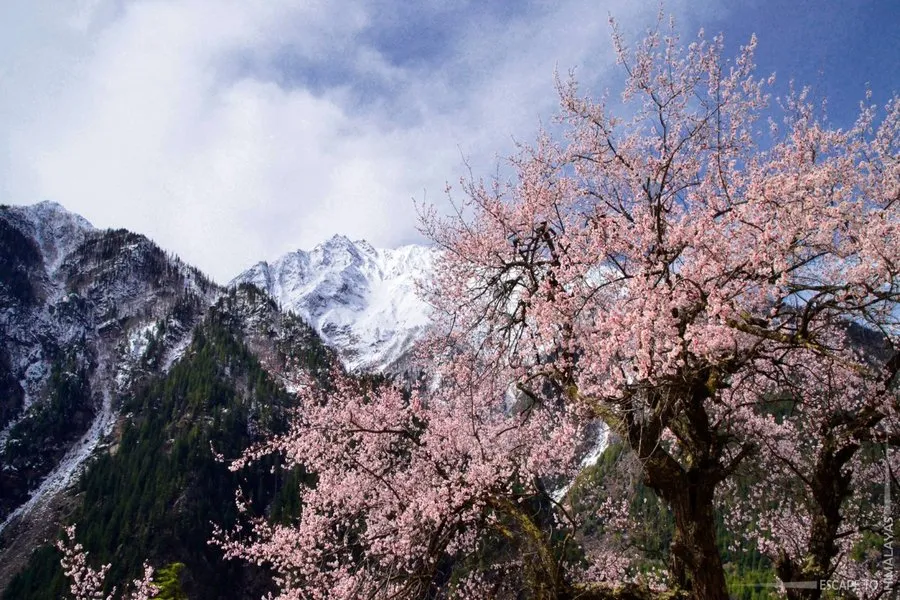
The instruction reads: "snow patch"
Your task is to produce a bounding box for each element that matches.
[0,387,115,536]
[162,334,191,371]
[552,425,610,502]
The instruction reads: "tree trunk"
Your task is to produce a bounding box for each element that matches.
[627,384,731,600]
[775,440,857,600]
[665,479,729,600]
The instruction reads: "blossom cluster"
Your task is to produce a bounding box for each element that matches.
[57,526,158,600]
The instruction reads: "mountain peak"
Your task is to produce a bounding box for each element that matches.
[326,233,353,244]
[322,233,362,250]
[34,200,69,210]
[315,235,379,256]
[2,201,94,271]
[231,237,437,372]
[24,200,94,229]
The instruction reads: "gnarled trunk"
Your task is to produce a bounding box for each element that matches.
[625,383,732,600]
[665,479,729,600]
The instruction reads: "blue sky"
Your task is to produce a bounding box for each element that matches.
[711,0,899,129]
[1,0,897,282]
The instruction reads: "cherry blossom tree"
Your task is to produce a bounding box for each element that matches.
[218,14,898,600]
[416,14,899,600]
[213,365,596,599]
[720,337,900,599]
[58,526,158,600]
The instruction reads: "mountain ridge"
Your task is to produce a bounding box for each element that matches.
[0,201,432,549]
[0,201,437,596]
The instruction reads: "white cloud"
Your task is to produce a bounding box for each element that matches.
[0,0,723,282]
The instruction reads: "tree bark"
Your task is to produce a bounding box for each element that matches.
[665,480,729,600]
[623,384,732,600]
[631,443,730,600]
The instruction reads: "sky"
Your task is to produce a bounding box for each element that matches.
[1,0,898,283]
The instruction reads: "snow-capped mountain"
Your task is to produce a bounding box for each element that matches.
[2,200,94,273]
[0,201,219,545]
[0,202,435,593]
[231,235,436,372]
[0,201,93,428]
[0,203,433,542]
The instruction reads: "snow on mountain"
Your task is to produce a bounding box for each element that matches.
[231,235,436,372]
[0,201,219,535]
[0,202,94,430]
[3,200,94,273]
[1,203,423,547]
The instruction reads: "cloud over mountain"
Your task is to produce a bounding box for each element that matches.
[0,0,717,282]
